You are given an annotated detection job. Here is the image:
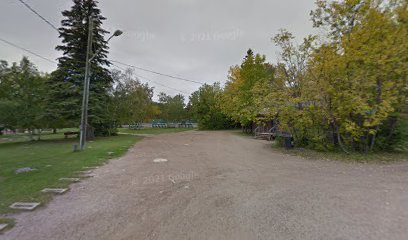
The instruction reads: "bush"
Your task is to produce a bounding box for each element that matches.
[93,121,118,137]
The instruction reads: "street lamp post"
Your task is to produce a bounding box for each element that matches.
[78,16,123,151]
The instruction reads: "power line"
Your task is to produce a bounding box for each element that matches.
[111,63,191,95]
[111,60,204,85]
[0,37,196,96]
[14,1,202,87]
[134,73,192,95]
[110,62,126,71]
[14,1,202,88]
[17,0,60,33]
[0,37,57,64]
[0,36,196,96]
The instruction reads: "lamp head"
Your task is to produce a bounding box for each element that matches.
[113,30,123,37]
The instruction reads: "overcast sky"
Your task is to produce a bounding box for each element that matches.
[0,0,316,99]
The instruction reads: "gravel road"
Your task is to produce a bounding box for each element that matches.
[1,131,408,240]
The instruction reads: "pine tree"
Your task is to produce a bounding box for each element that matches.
[48,0,113,135]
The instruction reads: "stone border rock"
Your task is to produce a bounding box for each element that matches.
[9,202,40,211]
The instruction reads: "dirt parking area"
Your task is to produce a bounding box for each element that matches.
[1,131,408,240]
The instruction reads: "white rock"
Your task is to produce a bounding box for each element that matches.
[59,178,81,182]
[153,158,168,163]
[41,188,68,194]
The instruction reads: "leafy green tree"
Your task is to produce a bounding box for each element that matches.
[268,30,317,146]
[221,49,274,126]
[109,68,155,125]
[0,57,48,140]
[157,93,188,122]
[307,0,408,152]
[310,0,371,43]
[48,0,114,136]
[220,0,407,153]
[189,83,234,130]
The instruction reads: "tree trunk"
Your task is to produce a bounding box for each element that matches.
[86,125,95,140]
[37,129,42,141]
[28,128,33,141]
[369,126,380,151]
[387,116,398,141]
[335,124,349,154]
[369,78,383,151]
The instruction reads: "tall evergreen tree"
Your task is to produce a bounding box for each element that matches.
[48,0,113,135]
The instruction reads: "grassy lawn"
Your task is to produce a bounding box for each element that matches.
[0,133,142,215]
[118,127,195,135]
[0,128,79,143]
